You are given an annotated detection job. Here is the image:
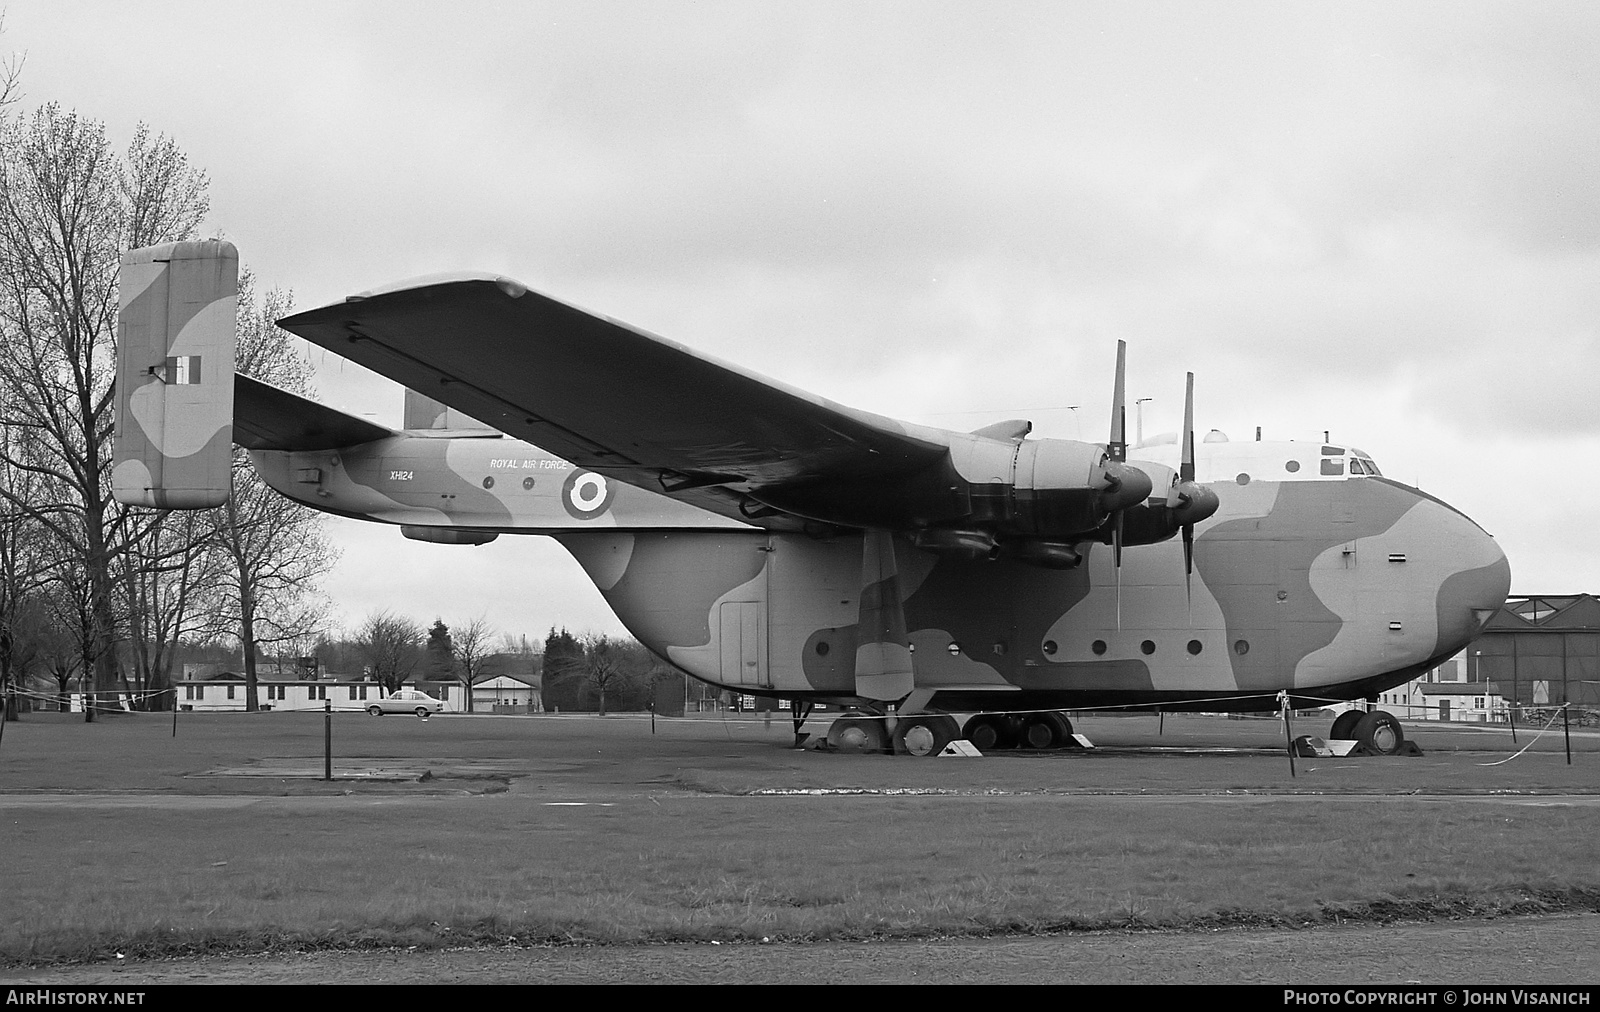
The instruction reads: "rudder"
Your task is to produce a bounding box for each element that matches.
[113,240,238,508]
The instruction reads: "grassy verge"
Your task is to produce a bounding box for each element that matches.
[6,794,1599,963]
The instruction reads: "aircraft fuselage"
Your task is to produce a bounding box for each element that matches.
[253,433,1509,712]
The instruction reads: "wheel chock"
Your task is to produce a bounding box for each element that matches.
[939,740,982,757]
[1346,740,1424,757]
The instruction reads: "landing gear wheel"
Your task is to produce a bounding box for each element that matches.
[1353,710,1404,755]
[366,705,382,716]
[1019,711,1073,749]
[892,715,960,757]
[826,716,889,754]
[962,714,1016,751]
[1329,710,1362,740]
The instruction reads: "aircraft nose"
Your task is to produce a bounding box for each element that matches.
[1433,522,1511,657]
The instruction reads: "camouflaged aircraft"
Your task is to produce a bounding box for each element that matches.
[114,240,1511,757]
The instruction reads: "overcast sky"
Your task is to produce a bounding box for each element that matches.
[6,1,1597,642]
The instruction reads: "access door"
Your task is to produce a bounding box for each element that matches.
[718,601,767,687]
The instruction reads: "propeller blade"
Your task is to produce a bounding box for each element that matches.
[1107,340,1128,629]
[1108,340,1127,463]
[1113,510,1124,630]
[1181,371,1196,484]
[1167,372,1197,508]
[1183,521,1194,621]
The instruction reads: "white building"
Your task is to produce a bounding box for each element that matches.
[175,672,464,712]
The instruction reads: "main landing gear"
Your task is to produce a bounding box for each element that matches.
[822,710,1083,756]
[961,711,1082,751]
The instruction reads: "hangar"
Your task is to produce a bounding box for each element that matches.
[1464,595,1600,714]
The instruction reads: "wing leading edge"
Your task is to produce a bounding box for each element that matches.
[278,278,957,531]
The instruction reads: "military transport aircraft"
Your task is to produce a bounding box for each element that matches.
[113,241,1511,757]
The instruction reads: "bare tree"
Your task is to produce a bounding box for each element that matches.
[581,634,630,718]
[452,615,493,714]
[0,14,25,112]
[0,426,54,719]
[208,276,334,711]
[118,507,220,709]
[354,610,422,695]
[0,106,208,717]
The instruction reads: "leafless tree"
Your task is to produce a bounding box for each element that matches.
[118,507,220,708]
[0,426,54,719]
[0,14,24,112]
[451,615,493,713]
[0,106,208,717]
[354,610,422,694]
[581,633,629,718]
[207,275,334,710]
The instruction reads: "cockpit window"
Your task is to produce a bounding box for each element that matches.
[1348,458,1367,475]
[1320,457,1345,476]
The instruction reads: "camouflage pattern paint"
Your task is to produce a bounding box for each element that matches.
[111,247,1512,718]
[249,433,749,533]
[113,241,238,508]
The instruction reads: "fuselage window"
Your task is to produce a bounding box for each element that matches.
[1285,460,1301,473]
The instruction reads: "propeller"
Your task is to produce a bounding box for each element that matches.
[1107,341,1128,628]
[1164,372,1219,618]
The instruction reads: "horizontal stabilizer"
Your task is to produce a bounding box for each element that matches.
[234,375,394,450]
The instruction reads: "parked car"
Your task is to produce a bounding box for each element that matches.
[366,689,446,716]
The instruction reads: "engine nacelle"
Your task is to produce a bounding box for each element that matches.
[1009,438,1153,539]
[910,527,999,561]
[1001,539,1083,569]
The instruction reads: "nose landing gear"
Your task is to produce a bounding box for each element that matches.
[1321,708,1419,757]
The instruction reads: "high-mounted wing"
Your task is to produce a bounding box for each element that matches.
[278,277,958,530]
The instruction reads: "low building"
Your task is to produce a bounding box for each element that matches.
[472,673,542,714]
[175,671,464,712]
[1416,680,1508,723]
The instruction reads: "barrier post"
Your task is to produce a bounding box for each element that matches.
[1280,690,1295,778]
[325,699,333,781]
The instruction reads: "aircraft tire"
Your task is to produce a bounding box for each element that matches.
[962,714,1016,751]
[1329,710,1363,741]
[366,705,382,717]
[892,715,960,757]
[1020,711,1073,750]
[1353,710,1404,755]
[827,716,889,754]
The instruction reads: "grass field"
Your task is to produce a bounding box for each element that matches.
[2,709,1597,963]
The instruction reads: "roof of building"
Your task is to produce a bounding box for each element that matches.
[1484,595,1600,633]
[1417,681,1502,696]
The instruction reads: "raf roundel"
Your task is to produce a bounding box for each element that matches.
[561,469,615,520]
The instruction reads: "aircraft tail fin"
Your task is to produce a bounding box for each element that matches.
[113,240,239,509]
